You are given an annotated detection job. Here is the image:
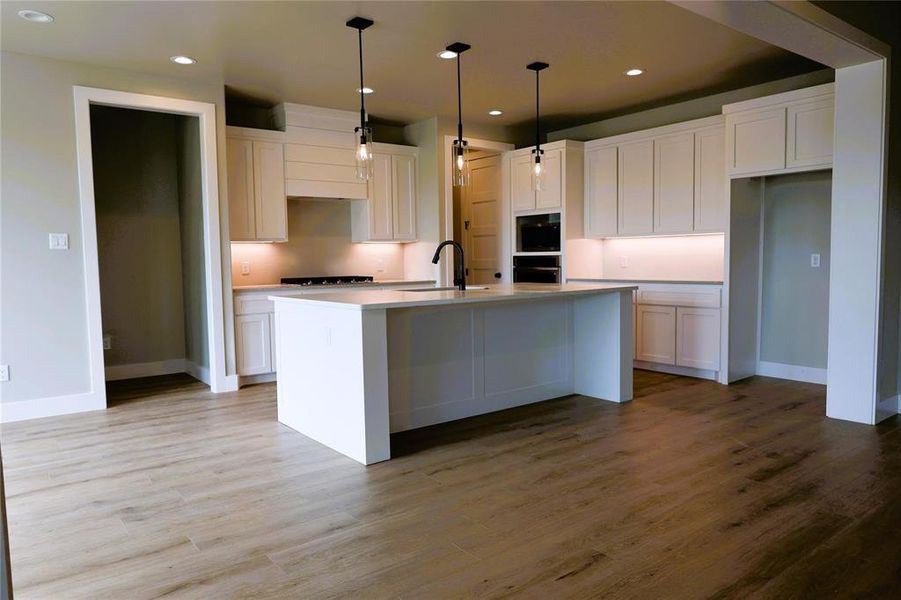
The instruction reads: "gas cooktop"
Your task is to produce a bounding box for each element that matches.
[280,275,374,286]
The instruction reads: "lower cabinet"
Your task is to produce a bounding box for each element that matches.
[236,314,273,376]
[636,305,676,364]
[675,307,720,370]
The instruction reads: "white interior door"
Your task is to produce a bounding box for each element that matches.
[464,155,501,284]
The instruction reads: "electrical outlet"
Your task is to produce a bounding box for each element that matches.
[240,261,251,275]
[619,255,629,268]
[375,258,385,273]
[810,253,821,268]
[103,334,112,350]
[0,365,9,382]
[49,233,69,250]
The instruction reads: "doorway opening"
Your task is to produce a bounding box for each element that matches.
[453,151,503,284]
[73,87,231,412]
[90,105,210,391]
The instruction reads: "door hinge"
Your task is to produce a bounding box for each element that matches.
[464,220,470,230]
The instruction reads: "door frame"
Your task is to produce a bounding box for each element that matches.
[73,86,230,409]
[442,136,514,286]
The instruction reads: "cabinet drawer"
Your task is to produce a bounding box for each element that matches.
[637,288,721,308]
[235,296,274,315]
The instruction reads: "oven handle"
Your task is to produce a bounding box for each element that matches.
[515,266,560,271]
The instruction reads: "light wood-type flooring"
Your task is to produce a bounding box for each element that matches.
[2,371,900,599]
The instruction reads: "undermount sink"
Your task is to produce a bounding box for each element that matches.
[401,286,490,292]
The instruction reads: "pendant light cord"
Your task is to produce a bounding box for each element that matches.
[358,28,366,130]
[456,54,463,143]
[535,69,540,153]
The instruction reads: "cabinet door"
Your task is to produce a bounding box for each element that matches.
[511,154,536,212]
[726,107,786,176]
[618,140,654,235]
[536,149,562,209]
[654,133,694,233]
[676,307,720,370]
[227,137,255,241]
[236,314,272,375]
[786,98,834,169]
[694,126,726,232]
[252,141,287,241]
[585,146,618,238]
[367,153,393,240]
[392,154,417,241]
[636,305,676,364]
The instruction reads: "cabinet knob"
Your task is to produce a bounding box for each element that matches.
[494,272,502,279]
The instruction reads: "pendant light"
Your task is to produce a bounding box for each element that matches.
[527,61,549,192]
[447,42,472,188]
[347,17,374,181]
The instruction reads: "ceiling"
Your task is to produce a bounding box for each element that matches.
[1,1,825,131]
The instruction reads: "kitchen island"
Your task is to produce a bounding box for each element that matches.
[271,283,636,464]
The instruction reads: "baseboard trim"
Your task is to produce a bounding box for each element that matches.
[238,372,276,387]
[633,360,718,382]
[757,361,827,385]
[876,394,900,422]
[184,360,210,385]
[1,390,105,423]
[105,359,186,381]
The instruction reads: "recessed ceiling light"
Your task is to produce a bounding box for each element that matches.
[437,50,457,60]
[625,68,644,77]
[17,9,54,23]
[357,87,374,94]
[170,55,197,65]
[488,110,503,116]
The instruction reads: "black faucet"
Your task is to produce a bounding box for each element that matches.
[432,240,466,291]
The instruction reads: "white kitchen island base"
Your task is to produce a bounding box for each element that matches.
[273,284,635,465]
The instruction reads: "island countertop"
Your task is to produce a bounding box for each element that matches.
[269,282,637,311]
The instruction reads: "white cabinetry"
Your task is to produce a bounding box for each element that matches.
[724,83,834,178]
[235,314,272,375]
[636,305,676,364]
[654,132,694,233]
[676,307,720,370]
[584,146,618,237]
[584,115,725,238]
[694,126,726,232]
[351,144,418,243]
[510,147,565,212]
[618,140,655,235]
[227,127,287,242]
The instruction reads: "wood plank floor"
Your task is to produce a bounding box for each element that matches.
[2,371,900,599]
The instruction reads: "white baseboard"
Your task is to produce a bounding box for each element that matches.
[756,361,827,385]
[185,360,210,385]
[633,360,718,382]
[105,359,186,381]
[1,390,105,423]
[238,372,276,388]
[876,394,900,423]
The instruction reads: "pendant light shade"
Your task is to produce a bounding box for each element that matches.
[447,42,471,188]
[347,17,374,181]
[527,62,549,192]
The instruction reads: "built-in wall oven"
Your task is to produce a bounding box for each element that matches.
[516,213,561,253]
[513,255,562,284]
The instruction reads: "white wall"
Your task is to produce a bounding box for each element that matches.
[0,51,232,407]
[230,200,405,286]
[599,235,724,281]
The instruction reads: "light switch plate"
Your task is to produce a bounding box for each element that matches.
[49,233,69,250]
[240,261,251,275]
[0,365,9,382]
[619,255,629,268]
[811,253,821,268]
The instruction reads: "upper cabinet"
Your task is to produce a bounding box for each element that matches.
[508,141,581,214]
[227,127,287,242]
[724,83,834,178]
[584,115,726,238]
[351,143,418,243]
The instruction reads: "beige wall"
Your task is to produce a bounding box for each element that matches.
[92,106,187,367]
[230,200,405,285]
[0,51,232,404]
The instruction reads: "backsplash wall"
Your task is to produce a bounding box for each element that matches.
[601,234,725,281]
[230,199,405,286]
